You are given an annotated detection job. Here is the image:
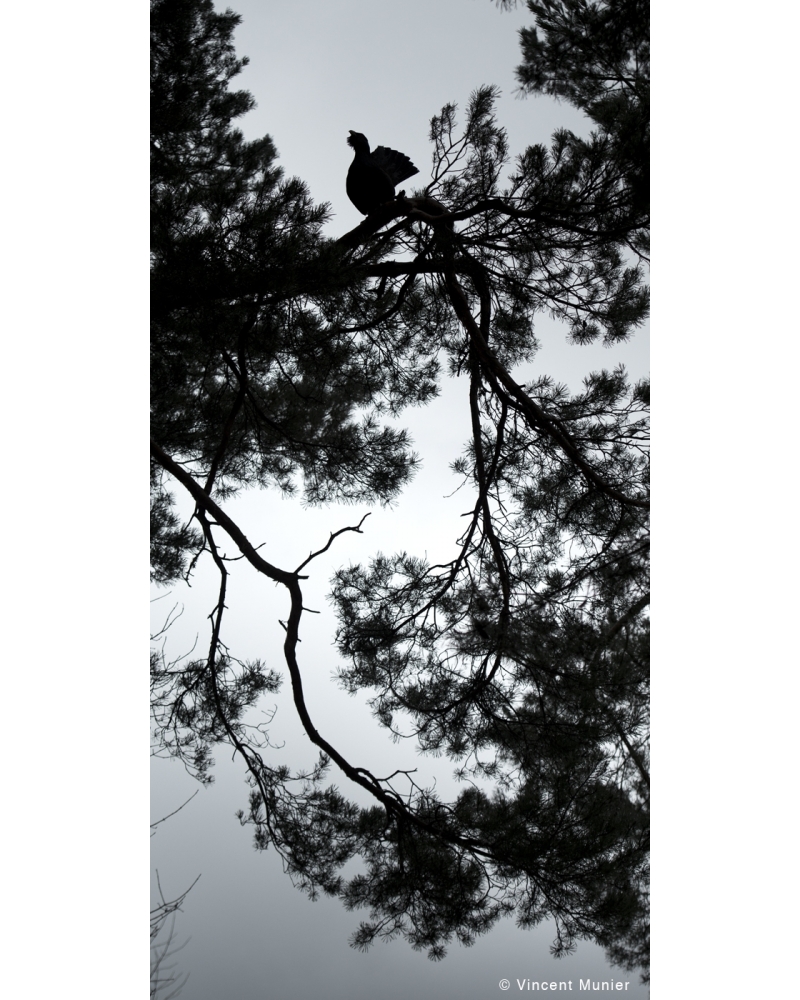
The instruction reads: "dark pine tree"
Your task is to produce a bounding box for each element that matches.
[151,0,649,981]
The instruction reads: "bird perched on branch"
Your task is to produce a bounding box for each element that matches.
[346,131,419,216]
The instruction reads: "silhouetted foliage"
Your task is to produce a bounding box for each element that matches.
[151,0,649,980]
[503,0,648,234]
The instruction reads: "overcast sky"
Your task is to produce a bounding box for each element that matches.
[151,2,650,997]
[3,0,794,998]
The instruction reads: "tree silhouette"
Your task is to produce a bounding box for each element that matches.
[151,0,649,979]
[150,792,200,1000]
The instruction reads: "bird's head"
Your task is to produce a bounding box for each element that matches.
[347,130,370,154]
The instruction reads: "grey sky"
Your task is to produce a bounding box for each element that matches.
[151,2,650,997]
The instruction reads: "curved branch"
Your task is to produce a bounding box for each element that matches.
[441,275,648,509]
[150,440,492,856]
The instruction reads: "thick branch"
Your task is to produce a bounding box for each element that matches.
[151,440,294,586]
[398,197,646,242]
[441,275,648,509]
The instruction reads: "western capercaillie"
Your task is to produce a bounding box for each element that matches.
[345,130,418,215]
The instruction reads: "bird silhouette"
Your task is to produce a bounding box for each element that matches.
[346,131,419,216]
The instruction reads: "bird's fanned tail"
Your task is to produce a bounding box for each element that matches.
[370,146,418,186]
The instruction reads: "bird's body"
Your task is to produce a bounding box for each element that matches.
[346,131,418,215]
